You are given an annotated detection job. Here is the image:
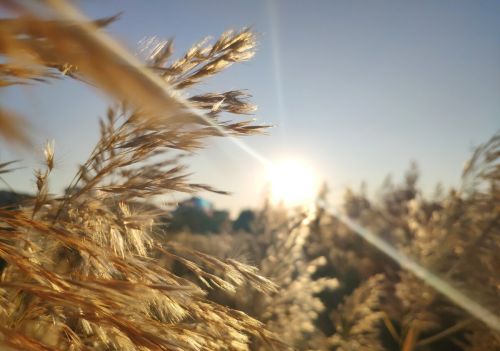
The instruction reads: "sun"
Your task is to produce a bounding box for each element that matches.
[267,159,319,206]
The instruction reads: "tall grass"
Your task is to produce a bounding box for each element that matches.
[170,135,499,351]
[0,2,282,350]
[1,2,499,351]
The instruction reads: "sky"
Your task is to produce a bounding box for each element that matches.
[1,0,499,214]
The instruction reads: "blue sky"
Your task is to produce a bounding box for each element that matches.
[1,0,499,213]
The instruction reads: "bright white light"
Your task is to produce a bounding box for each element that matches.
[267,159,318,206]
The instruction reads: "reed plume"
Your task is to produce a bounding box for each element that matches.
[0,2,282,350]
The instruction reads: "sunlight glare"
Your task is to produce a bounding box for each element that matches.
[267,159,318,206]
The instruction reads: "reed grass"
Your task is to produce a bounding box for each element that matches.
[0,2,281,350]
[1,2,499,351]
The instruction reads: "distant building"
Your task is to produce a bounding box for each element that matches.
[169,196,229,234]
[177,196,214,215]
[0,190,31,209]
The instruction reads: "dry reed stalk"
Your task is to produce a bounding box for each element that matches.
[0,1,283,350]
